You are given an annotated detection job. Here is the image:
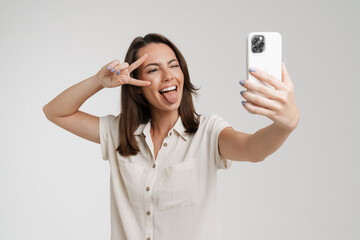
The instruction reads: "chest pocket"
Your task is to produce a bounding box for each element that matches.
[117,157,145,209]
[158,159,199,211]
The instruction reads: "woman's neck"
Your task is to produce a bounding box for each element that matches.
[150,109,179,138]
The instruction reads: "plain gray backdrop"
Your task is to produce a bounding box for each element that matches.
[1,0,359,239]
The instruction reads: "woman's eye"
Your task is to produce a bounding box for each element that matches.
[148,68,158,73]
[147,65,179,74]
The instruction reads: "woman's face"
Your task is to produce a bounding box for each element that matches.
[137,43,184,114]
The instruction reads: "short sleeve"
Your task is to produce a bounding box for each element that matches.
[99,114,118,161]
[211,115,235,170]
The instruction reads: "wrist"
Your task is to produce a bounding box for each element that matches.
[90,75,104,90]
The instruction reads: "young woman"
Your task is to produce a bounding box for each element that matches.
[43,33,299,240]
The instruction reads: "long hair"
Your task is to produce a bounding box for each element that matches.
[117,33,200,156]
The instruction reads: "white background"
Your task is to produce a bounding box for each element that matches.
[1,0,359,239]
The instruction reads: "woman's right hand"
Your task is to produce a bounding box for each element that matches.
[95,53,151,88]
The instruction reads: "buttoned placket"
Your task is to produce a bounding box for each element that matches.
[143,129,174,240]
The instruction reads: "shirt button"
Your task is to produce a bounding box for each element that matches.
[152,163,156,168]
[146,238,151,240]
[146,211,150,215]
[169,132,172,136]
[146,187,150,191]
[163,142,167,147]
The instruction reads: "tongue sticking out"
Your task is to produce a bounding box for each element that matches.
[161,90,178,104]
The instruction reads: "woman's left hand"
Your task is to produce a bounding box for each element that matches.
[240,62,300,131]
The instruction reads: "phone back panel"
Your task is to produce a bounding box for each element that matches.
[247,32,282,91]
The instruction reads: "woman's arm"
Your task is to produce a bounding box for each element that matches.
[42,55,151,144]
[42,75,104,143]
[43,75,104,118]
[43,54,150,119]
[219,123,296,163]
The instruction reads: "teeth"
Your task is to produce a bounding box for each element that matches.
[159,86,176,93]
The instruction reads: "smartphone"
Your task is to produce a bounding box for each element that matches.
[246,32,282,97]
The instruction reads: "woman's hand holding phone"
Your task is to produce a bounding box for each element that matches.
[94,53,152,88]
[240,62,299,131]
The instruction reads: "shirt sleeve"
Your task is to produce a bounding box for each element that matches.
[99,114,118,161]
[211,114,235,170]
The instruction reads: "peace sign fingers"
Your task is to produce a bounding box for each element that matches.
[128,53,149,73]
[100,53,151,88]
[127,77,153,87]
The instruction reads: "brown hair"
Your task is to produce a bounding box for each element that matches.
[117,33,200,156]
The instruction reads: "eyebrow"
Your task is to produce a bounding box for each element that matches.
[144,59,178,69]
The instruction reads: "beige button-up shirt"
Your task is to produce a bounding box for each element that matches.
[99,114,234,240]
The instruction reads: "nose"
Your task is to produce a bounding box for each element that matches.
[161,67,174,82]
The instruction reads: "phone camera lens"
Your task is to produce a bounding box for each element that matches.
[252,37,258,44]
[259,42,264,47]
[252,46,258,52]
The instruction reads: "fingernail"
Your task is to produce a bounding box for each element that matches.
[241,101,246,106]
[148,82,152,86]
[249,67,256,73]
[239,80,245,86]
[111,68,116,72]
[240,90,244,96]
[116,70,120,75]
[107,66,111,70]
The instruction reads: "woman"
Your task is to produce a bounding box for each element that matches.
[43,33,299,240]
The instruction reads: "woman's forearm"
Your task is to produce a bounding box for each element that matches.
[246,123,294,162]
[43,75,104,118]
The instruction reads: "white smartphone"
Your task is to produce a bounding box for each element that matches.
[246,32,282,97]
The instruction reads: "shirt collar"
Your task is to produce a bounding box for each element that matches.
[133,116,188,141]
[134,121,147,136]
[172,116,188,141]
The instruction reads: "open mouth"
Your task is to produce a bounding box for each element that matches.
[159,85,177,95]
[158,85,178,103]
